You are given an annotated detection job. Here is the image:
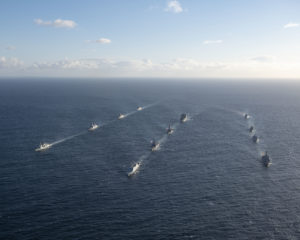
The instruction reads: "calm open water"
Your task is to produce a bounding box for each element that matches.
[1,79,300,239]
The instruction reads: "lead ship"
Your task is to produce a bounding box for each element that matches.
[137,106,143,111]
[128,162,141,177]
[35,143,52,151]
[166,124,174,135]
[180,113,188,123]
[118,113,125,119]
[249,126,254,133]
[151,140,160,151]
[244,113,249,119]
[88,123,99,131]
[252,135,259,143]
[262,151,271,167]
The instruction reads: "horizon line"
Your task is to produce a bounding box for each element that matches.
[0,76,300,82]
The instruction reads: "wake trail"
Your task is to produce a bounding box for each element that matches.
[212,105,246,117]
[101,119,117,126]
[129,117,189,177]
[143,100,160,109]
[170,122,180,131]
[51,130,88,146]
[43,101,160,149]
[138,152,151,164]
[123,101,159,118]
[124,110,137,118]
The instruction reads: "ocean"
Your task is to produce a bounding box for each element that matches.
[1,79,300,239]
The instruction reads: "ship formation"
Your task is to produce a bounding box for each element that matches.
[244,113,271,167]
[127,113,188,177]
[35,107,272,178]
[34,105,189,176]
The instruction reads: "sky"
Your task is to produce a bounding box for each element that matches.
[1,0,300,79]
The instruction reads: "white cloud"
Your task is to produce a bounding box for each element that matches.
[28,57,229,78]
[250,55,275,63]
[0,56,23,69]
[5,46,16,50]
[203,40,223,45]
[34,19,52,26]
[3,56,300,79]
[31,58,152,72]
[96,38,111,44]
[148,5,160,11]
[284,22,299,28]
[165,1,183,13]
[53,19,77,28]
[34,18,77,29]
[33,59,102,70]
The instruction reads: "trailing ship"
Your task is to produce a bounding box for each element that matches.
[180,113,188,123]
[166,124,174,135]
[118,113,125,119]
[252,135,259,143]
[249,126,254,133]
[128,162,141,177]
[35,143,52,151]
[151,140,160,151]
[262,152,272,167]
[88,123,99,131]
[244,113,249,119]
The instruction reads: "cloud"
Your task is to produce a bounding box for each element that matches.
[33,59,103,70]
[34,19,52,26]
[203,40,223,45]
[5,46,16,51]
[284,22,299,28]
[28,57,229,78]
[250,55,275,63]
[165,0,183,13]
[31,58,153,72]
[3,56,300,79]
[34,18,77,29]
[148,5,160,11]
[52,19,77,28]
[0,56,23,69]
[161,58,227,73]
[96,38,111,44]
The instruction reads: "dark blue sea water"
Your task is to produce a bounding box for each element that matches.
[1,79,300,239]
